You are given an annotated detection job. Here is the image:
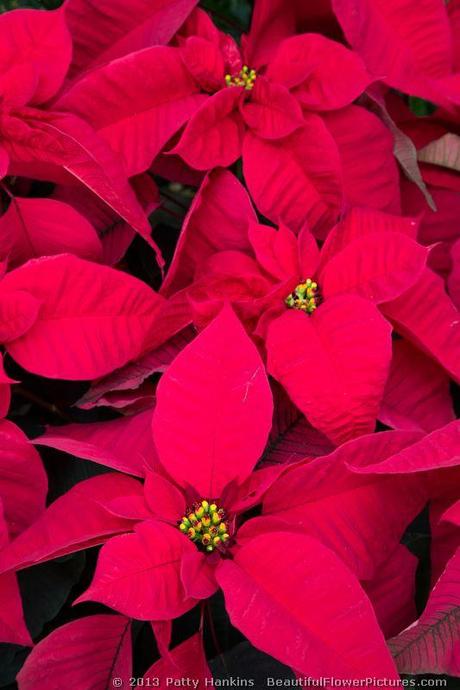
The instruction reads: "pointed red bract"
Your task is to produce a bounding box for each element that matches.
[0,420,47,538]
[162,170,255,296]
[263,430,425,578]
[347,419,460,475]
[332,0,453,103]
[0,474,142,574]
[0,8,71,106]
[249,223,301,281]
[320,207,419,265]
[380,339,454,433]
[172,89,244,170]
[389,547,460,674]
[382,268,460,383]
[77,520,196,620]
[240,78,304,139]
[143,633,212,686]
[17,614,132,690]
[65,0,199,76]
[0,197,102,268]
[319,231,427,303]
[267,34,371,110]
[267,297,392,443]
[153,305,273,496]
[35,408,155,478]
[57,47,205,177]
[322,106,401,215]
[1,255,165,380]
[243,118,342,234]
[217,532,399,679]
[143,471,186,523]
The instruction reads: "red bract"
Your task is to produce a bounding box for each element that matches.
[0,306,404,681]
[0,0,459,684]
[380,339,455,433]
[17,614,132,689]
[0,355,14,419]
[55,6,401,235]
[0,420,47,646]
[0,197,102,268]
[389,547,460,675]
[0,254,184,380]
[331,0,460,108]
[0,7,163,265]
[64,0,199,78]
[160,170,451,442]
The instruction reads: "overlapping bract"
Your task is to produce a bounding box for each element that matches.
[0,0,460,686]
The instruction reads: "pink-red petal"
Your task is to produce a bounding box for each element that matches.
[143,633,211,686]
[0,8,71,106]
[243,117,342,235]
[1,254,165,380]
[380,339,454,433]
[319,231,428,303]
[77,520,196,620]
[162,169,256,296]
[240,77,304,139]
[267,297,392,444]
[0,474,142,574]
[17,614,132,689]
[173,89,244,170]
[35,408,155,478]
[0,196,102,268]
[268,34,371,109]
[153,305,272,497]
[217,531,399,678]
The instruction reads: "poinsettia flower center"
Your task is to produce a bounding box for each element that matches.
[285,278,321,314]
[179,499,230,552]
[225,65,257,90]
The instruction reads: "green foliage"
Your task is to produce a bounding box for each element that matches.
[0,553,85,687]
[201,0,252,30]
[0,0,62,9]
[408,95,437,117]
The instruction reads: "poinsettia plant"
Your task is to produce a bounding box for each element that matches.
[0,306,435,684]
[0,0,459,687]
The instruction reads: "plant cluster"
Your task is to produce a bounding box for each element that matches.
[0,1,460,687]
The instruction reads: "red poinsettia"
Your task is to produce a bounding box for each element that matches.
[173,9,403,232]
[55,6,401,235]
[171,8,370,165]
[0,306,410,681]
[0,7,163,263]
[159,169,444,443]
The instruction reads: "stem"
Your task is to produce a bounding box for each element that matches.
[205,601,228,673]
[160,189,189,211]
[0,180,13,199]
[160,205,184,221]
[14,386,73,421]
